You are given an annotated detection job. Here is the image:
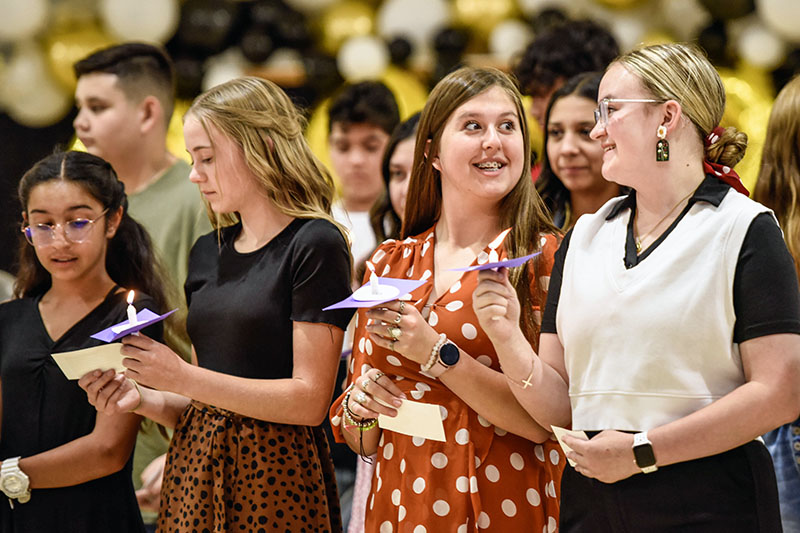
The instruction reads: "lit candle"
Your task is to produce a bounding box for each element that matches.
[366,261,380,295]
[126,290,138,326]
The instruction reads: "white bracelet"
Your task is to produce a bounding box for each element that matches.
[422,333,446,372]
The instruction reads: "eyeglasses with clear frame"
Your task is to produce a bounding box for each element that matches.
[21,209,109,246]
[593,98,662,128]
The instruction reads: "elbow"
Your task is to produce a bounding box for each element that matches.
[95,444,132,475]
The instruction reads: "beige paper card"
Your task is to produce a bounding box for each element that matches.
[378,399,446,442]
[52,343,125,380]
[551,426,589,467]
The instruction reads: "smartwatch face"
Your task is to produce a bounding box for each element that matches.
[439,342,459,366]
[633,444,656,468]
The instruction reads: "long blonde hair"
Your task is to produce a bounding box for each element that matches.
[616,43,747,168]
[754,75,800,278]
[185,76,349,244]
[403,66,558,345]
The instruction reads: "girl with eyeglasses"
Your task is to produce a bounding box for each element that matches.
[475,43,800,531]
[0,150,168,532]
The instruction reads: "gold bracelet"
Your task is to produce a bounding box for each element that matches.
[507,358,535,389]
[127,378,143,412]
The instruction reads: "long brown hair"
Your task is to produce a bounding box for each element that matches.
[403,66,558,344]
[754,74,800,279]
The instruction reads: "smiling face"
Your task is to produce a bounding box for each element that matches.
[24,180,119,285]
[590,63,664,187]
[74,73,143,167]
[433,86,525,211]
[387,137,414,222]
[183,115,264,215]
[546,94,607,195]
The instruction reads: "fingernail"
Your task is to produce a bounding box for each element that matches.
[393,399,402,407]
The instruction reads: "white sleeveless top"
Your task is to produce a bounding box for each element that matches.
[558,190,771,431]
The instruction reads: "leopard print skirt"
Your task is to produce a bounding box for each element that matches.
[158,401,342,532]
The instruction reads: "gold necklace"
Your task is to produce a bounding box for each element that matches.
[634,190,694,253]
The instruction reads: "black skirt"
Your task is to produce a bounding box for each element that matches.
[560,439,781,532]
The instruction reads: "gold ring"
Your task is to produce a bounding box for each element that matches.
[361,377,371,390]
[391,340,396,351]
[393,312,402,324]
[372,371,385,382]
[388,326,402,340]
[399,301,406,313]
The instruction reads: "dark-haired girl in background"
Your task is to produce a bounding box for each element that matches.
[0,151,167,532]
[537,72,624,230]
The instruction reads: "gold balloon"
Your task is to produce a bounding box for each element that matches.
[453,0,518,40]
[167,99,193,163]
[46,25,116,91]
[318,1,375,55]
[718,62,775,193]
[593,0,647,8]
[306,66,429,193]
[641,30,676,47]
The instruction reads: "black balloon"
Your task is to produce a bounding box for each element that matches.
[303,52,343,97]
[434,27,469,56]
[772,48,800,93]
[388,37,412,66]
[173,55,205,100]
[275,11,312,50]
[177,0,239,54]
[240,28,274,63]
[698,20,732,68]
[699,0,754,20]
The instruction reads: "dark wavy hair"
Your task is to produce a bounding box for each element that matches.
[513,19,618,97]
[14,151,169,314]
[370,112,421,242]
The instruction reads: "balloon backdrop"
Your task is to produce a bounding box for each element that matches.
[100,0,180,43]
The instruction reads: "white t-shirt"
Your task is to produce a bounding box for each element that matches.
[332,201,377,269]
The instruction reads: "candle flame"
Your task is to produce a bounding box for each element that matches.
[127,290,135,305]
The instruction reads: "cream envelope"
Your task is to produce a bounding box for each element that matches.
[551,426,589,467]
[52,343,125,380]
[378,399,446,442]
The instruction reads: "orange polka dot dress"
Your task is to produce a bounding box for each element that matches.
[330,227,564,533]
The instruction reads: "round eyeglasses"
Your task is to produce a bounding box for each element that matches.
[21,209,109,246]
[593,98,662,128]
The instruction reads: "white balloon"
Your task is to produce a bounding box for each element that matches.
[202,49,248,92]
[737,18,786,70]
[100,0,180,43]
[0,0,49,42]
[377,0,451,49]
[489,19,534,64]
[1,43,50,108]
[7,82,72,127]
[658,0,711,42]
[756,0,800,43]
[337,35,389,82]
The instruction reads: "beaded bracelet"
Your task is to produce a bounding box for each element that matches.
[421,333,447,372]
[342,386,378,429]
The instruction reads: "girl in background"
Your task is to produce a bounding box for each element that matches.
[0,150,167,532]
[755,73,800,532]
[537,72,623,229]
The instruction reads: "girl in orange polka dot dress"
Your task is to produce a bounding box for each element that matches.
[330,67,565,533]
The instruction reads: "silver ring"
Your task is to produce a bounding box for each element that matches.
[399,301,406,313]
[372,371,385,382]
[361,378,370,390]
[393,312,402,324]
[355,391,368,404]
[388,326,402,340]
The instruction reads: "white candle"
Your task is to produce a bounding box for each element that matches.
[366,261,380,295]
[126,290,138,326]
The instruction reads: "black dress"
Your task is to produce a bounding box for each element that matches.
[0,287,162,533]
[158,218,353,533]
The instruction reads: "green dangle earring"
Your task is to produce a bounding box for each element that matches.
[656,125,669,161]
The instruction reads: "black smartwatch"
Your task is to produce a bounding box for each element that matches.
[428,341,460,378]
[632,432,658,473]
